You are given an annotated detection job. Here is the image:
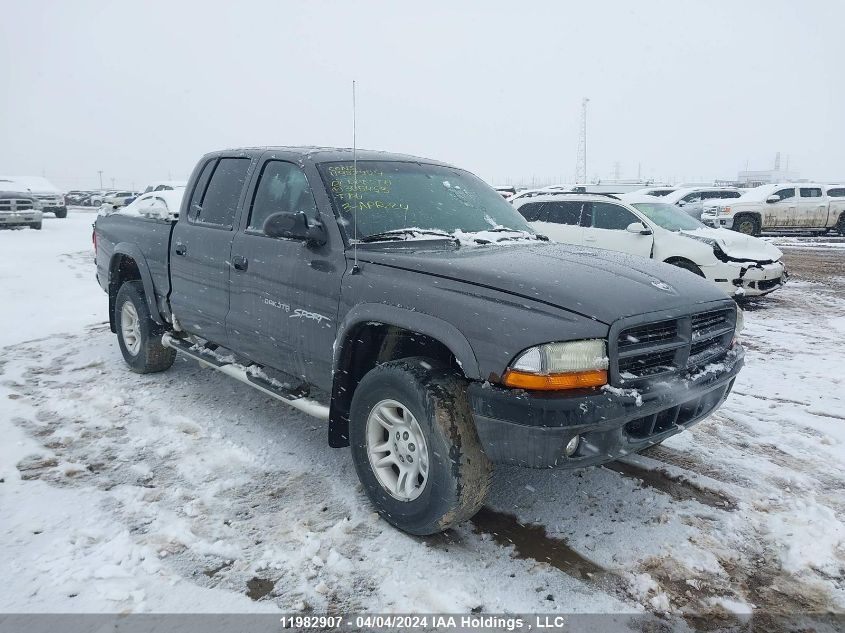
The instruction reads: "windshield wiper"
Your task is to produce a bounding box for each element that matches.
[474,227,549,243]
[358,229,459,243]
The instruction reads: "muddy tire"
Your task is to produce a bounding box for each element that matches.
[837,213,845,236]
[349,357,492,535]
[733,214,760,236]
[114,281,176,374]
[30,222,42,230]
[54,208,68,219]
[667,258,705,277]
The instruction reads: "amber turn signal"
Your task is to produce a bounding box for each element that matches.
[502,369,608,391]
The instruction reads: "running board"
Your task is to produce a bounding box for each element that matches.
[161,333,329,420]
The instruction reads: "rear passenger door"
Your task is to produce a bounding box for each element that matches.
[170,156,252,345]
[581,201,653,258]
[797,186,826,227]
[518,200,585,245]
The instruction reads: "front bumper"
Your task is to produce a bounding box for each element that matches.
[701,213,733,229]
[0,211,43,226]
[468,346,744,468]
[705,260,786,297]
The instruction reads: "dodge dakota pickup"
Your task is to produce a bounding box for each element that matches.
[94,147,744,534]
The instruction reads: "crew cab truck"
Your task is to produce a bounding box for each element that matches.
[94,147,744,535]
[701,183,845,236]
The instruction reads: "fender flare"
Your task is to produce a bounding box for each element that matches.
[109,243,163,325]
[327,303,481,447]
[332,303,481,380]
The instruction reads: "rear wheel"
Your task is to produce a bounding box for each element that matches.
[349,357,492,535]
[114,281,176,373]
[733,214,760,236]
[30,222,42,230]
[837,213,845,236]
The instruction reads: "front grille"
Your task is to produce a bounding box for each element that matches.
[624,379,734,439]
[615,307,735,382]
[618,319,678,349]
[0,199,35,212]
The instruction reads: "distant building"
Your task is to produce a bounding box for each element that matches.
[735,168,801,187]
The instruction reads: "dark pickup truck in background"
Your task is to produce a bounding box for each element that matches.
[94,147,744,535]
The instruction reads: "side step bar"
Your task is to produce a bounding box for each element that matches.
[161,333,329,420]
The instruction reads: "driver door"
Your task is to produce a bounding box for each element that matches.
[767,187,797,228]
[581,201,654,258]
[226,158,343,382]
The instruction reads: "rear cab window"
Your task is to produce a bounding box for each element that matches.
[799,187,823,198]
[827,187,845,198]
[188,157,251,228]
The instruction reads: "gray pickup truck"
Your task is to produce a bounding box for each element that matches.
[94,147,744,534]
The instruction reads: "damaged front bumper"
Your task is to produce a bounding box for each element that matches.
[705,260,786,297]
[467,346,744,468]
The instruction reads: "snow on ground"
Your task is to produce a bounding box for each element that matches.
[1,211,843,627]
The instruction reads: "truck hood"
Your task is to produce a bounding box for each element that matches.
[679,228,782,262]
[356,242,729,325]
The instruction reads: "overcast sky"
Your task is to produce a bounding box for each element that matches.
[2,0,843,190]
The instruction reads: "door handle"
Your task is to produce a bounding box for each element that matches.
[174,243,187,256]
[232,255,248,271]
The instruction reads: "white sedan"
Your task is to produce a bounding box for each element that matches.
[513,192,786,298]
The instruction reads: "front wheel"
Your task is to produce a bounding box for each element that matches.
[30,222,42,230]
[54,208,68,219]
[733,214,760,236]
[114,281,176,373]
[837,214,845,236]
[349,358,492,535]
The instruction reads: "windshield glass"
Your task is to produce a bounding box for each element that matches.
[631,202,705,231]
[317,161,533,241]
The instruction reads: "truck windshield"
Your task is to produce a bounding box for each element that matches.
[630,202,705,231]
[317,161,533,242]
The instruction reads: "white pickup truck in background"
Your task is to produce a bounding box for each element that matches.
[701,184,845,236]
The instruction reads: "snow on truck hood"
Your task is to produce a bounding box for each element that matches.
[679,227,782,262]
[358,242,730,324]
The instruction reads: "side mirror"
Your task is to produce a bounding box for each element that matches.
[676,200,687,207]
[766,195,780,203]
[626,222,652,235]
[263,211,326,246]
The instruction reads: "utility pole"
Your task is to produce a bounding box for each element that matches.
[575,98,589,183]
[613,161,621,180]
[110,177,115,189]
[98,170,103,189]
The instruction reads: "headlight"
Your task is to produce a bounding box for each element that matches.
[720,206,732,215]
[503,339,608,390]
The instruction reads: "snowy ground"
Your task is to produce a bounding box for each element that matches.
[1,211,843,628]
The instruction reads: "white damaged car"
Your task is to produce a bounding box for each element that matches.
[513,192,785,298]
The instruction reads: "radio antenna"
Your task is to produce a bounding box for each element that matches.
[352,80,359,272]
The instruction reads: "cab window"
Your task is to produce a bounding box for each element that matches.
[773,187,795,201]
[543,201,583,225]
[590,202,639,230]
[516,202,547,222]
[248,161,318,234]
[799,187,822,198]
[827,187,845,198]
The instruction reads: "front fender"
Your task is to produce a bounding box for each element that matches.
[332,303,481,380]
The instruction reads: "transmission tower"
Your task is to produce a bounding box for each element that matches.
[575,98,589,183]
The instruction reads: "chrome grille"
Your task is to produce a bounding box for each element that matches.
[0,198,35,212]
